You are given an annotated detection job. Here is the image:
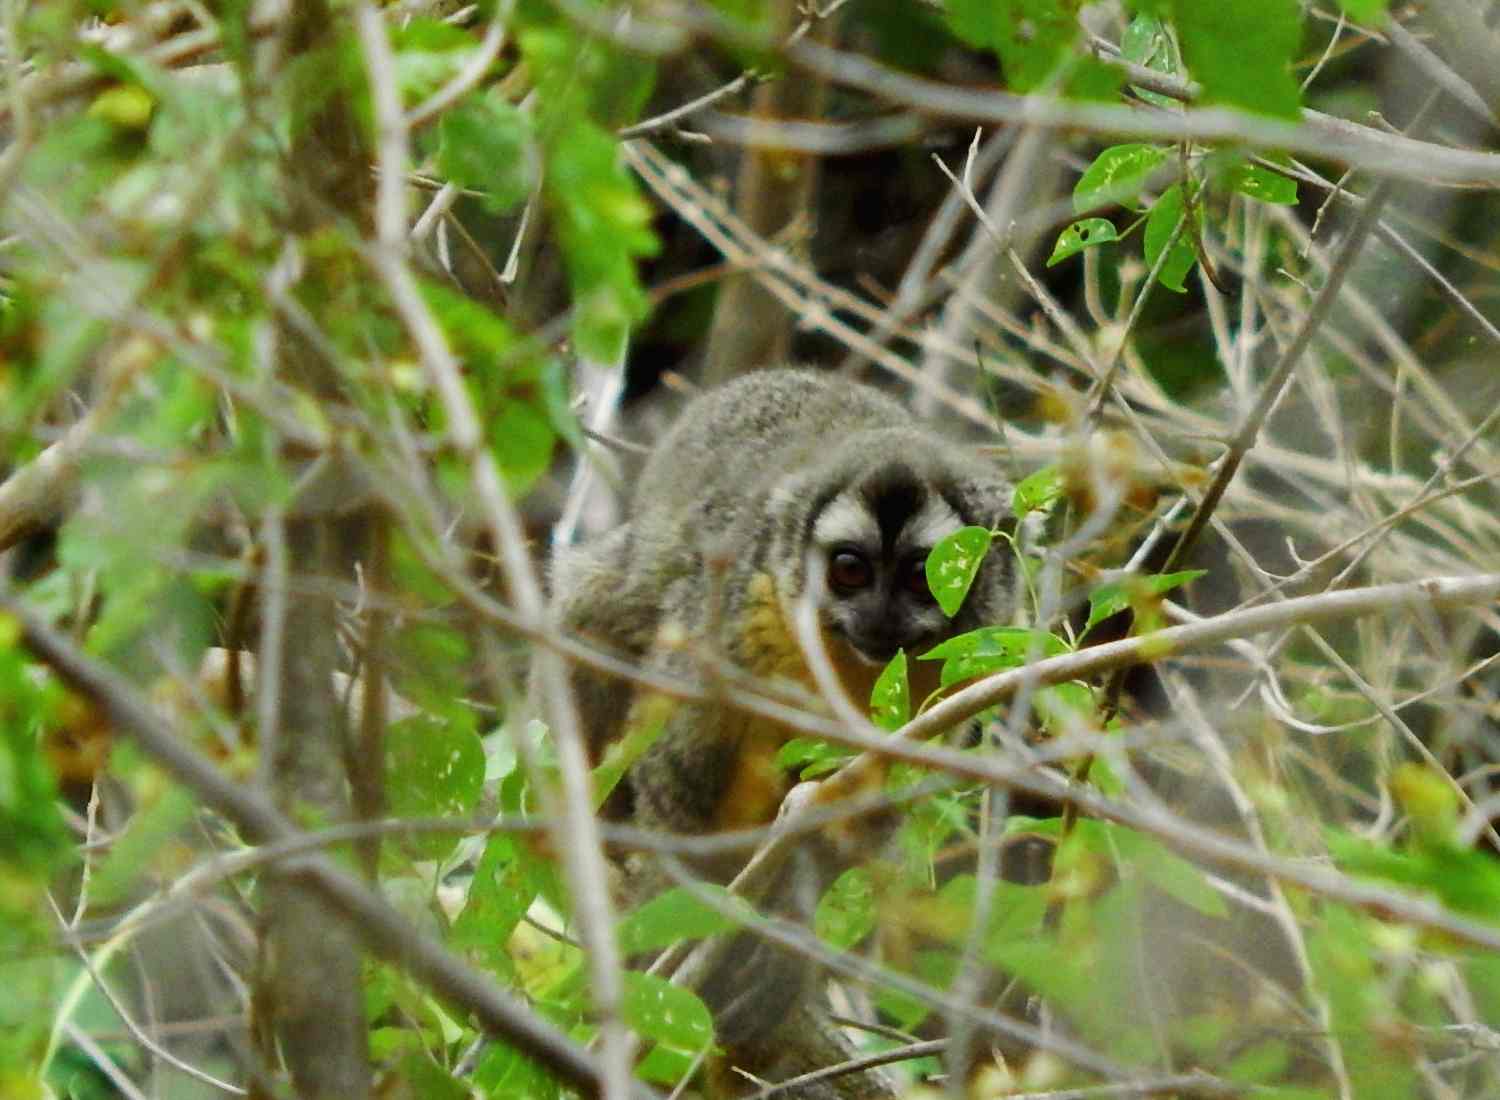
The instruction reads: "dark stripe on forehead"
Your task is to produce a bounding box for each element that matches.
[862,464,924,556]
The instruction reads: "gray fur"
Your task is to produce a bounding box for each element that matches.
[545,368,1013,1097]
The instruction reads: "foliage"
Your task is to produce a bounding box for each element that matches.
[0,1,1496,1099]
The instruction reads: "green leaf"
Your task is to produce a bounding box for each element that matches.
[774,737,854,780]
[1073,143,1169,214]
[622,972,715,1068]
[395,1053,468,1100]
[1327,829,1500,919]
[1225,1038,1291,1084]
[591,695,670,808]
[1008,817,1229,918]
[419,277,518,362]
[874,950,957,1031]
[474,1041,563,1100]
[815,867,877,950]
[870,651,910,731]
[1063,57,1128,102]
[927,875,1051,948]
[863,0,953,72]
[489,396,558,495]
[1143,182,1197,292]
[1334,0,1389,20]
[0,626,65,871]
[1309,906,1420,1097]
[519,23,655,131]
[1391,762,1460,844]
[618,886,747,955]
[1120,13,1181,109]
[383,714,484,860]
[417,280,563,492]
[919,626,1068,687]
[1084,569,1205,633]
[897,791,971,882]
[925,526,993,618]
[388,620,473,726]
[543,120,657,361]
[1171,0,1302,119]
[1034,681,1097,734]
[1222,162,1299,205]
[437,93,537,215]
[451,833,546,972]
[1047,218,1119,266]
[391,17,485,104]
[88,84,153,130]
[944,0,1079,92]
[1012,465,1065,518]
[1121,834,1225,917]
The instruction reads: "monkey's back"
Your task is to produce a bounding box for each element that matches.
[631,369,909,526]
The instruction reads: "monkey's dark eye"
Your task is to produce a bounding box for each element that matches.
[904,557,933,599]
[827,550,873,593]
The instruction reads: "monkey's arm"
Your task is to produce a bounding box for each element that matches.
[620,680,895,1099]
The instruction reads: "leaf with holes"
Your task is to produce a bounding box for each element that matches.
[1048,218,1119,267]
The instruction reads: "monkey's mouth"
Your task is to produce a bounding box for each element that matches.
[843,629,930,667]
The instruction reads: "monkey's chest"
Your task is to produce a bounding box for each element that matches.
[712,574,879,831]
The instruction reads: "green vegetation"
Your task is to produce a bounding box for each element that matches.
[4,1,1500,1098]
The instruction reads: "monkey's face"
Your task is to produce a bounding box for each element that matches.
[806,470,967,667]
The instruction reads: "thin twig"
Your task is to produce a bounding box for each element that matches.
[405,1,511,130]
[46,895,249,1096]
[1160,178,1395,573]
[619,71,756,138]
[747,1039,948,1099]
[784,38,1500,186]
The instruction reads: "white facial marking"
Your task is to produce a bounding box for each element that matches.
[812,493,878,549]
[901,495,962,551]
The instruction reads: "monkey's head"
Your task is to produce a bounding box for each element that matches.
[766,429,1013,672]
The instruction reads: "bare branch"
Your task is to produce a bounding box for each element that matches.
[784,38,1500,187]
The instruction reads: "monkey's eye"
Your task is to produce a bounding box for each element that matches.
[827,550,873,593]
[903,557,933,599]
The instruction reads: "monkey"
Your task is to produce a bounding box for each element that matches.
[547,367,1014,1098]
